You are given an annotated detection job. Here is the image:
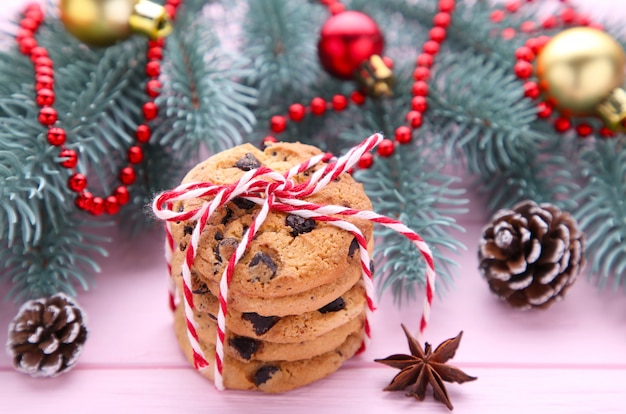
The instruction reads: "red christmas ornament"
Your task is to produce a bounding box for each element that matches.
[318,11,384,80]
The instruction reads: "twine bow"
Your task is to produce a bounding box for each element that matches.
[152,133,436,391]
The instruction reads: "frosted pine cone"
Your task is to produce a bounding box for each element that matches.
[478,200,585,310]
[6,293,88,377]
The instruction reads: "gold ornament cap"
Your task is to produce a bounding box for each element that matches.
[536,27,626,130]
[355,55,394,98]
[60,0,172,47]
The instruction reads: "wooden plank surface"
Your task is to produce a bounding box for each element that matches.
[2,1,626,413]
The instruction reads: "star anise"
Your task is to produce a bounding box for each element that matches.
[374,325,477,410]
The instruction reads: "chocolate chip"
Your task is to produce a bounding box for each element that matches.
[214,231,223,241]
[348,237,359,258]
[242,312,281,335]
[235,153,261,171]
[253,365,279,386]
[208,313,217,321]
[285,214,316,236]
[370,261,375,276]
[215,238,238,262]
[221,206,233,225]
[177,205,184,213]
[318,297,346,314]
[184,225,195,236]
[248,252,278,281]
[179,242,187,252]
[232,197,256,210]
[192,282,209,295]
[229,336,259,360]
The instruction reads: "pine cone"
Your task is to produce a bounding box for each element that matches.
[478,200,585,310]
[6,293,88,377]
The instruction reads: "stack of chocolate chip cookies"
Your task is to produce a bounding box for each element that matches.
[168,141,374,392]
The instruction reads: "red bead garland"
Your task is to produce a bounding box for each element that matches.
[507,1,616,140]
[17,1,182,215]
[266,0,456,168]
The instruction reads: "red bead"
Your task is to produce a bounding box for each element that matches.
[146,61,160,77]
[599,127,615,138]
[142,102,158,120]
[520,21,536,33]
[505,0,520,12]
[412,81,429,96]
[382,56,394,70]
[377,139,395,157]
[68,173,87,192]
[20,17,38,32]
[576,124,592,137]
[350,90,366,105]
[416,53,433,68]
[167,0,182,6]
[554,117,571,133]
[263,136,277,145]
[438,0,455,13]
[35,65,53,78]
[288,103,306,121]
[114,186,130,205]
[411,96,428,112]
[16,28,33,43]
[318,11,385,80]
[515,46,535,61]
[357,152,373,169]
[146,79,161,97]
[35,74,53,90]
[104,195,120,215]
[147,47,163,60]
[36,88,54,106]
[310,97,327,115]
[561,8,577,24]
[490,10,505,23]
[59,149,78,168]
[423,40,440,55]
[332,94,348,111]
[75,191,94,211]
[320,0,336,5]
[395,125,413,143]
[578,15,591,26]
[90,197,105,216]
[19,37,37,55]
[514,61,533,79]
[164,4,177,19]
[47,127,66,146]
[270,115,287,133]
[523,81,540,99]
[135,124,151,143]
[128,146,144,164]
[120,167,137,185]
[525,38,541,54]
[329,2,345,15]
[429,27,446,42]
[148,38,165,48]
[38,107,57,125]
[536,102,552,119]
[405,111,423,129]
[501,28,516,40]
[25,9,43,25]
[413,67,430,81]
[35,56,53,69]
[29,46,47,62]
[542,16,557,29]
[433,12,451,28]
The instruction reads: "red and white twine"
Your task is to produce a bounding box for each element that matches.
[152,134,436,390]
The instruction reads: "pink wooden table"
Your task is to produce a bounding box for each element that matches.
[2,1,626,413]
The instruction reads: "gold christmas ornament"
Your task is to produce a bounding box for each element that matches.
[59,0,173,47]
[536,27,626,131]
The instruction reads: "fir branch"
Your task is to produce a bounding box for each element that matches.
[156,11,256,158]
[575,140,626,290]
[0,209,108,303]
[355,142,467,304]
[242,0,324,111]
